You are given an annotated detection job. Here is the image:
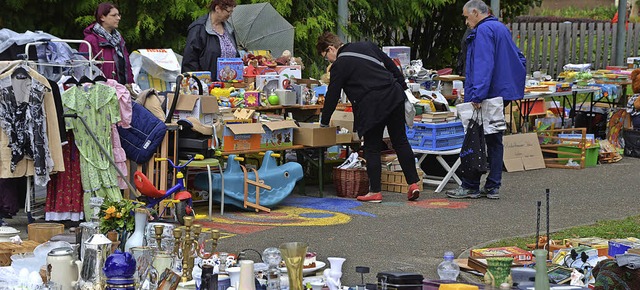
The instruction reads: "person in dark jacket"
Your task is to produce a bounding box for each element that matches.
[182,0,239,80]
[79,2,134,84]
[317,32,421,203]
[447,0,526,200]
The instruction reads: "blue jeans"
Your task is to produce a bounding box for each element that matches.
[461,131,503,190]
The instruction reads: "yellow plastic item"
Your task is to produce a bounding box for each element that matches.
[439,284,479,290]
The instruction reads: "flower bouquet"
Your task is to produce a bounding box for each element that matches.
[99,198,143,248]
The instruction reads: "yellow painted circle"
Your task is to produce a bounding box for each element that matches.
[203,206,351,227]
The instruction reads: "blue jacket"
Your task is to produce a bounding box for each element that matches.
[464,16,526,103]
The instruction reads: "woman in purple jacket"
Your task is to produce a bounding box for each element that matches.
[79,2,134,84]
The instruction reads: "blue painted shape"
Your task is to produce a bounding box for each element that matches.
[282,196,376,217]
[194,151,303,209]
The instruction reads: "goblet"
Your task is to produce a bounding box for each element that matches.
[278,242,308,290]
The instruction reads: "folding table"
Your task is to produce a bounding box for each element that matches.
[413,148,461,193]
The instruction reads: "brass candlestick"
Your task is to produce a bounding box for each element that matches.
[154,224,164,251]
[172,216,220,282]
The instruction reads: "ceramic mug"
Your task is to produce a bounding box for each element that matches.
[152,253,173,274]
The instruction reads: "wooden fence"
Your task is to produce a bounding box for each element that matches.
[507,22,640,77]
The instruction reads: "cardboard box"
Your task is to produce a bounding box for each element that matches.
[382,46,411,67]
[336,133,352,144]
[563,237,610,257]
[293,123,337,147]
[275,89,297,105]
[503,133,546,172]
[470,246,533,262]
[167,93,219,124]
[330,111,354,132]
[180,71,212,95]
[222,123,265,152]
[244,91,261,107]
[381,169,424,193]
[278,67,302,89]
[261,120,297,149]
[256,74,280,94]
[217,58,243,81]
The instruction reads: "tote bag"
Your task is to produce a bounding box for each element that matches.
[458,110,489,179]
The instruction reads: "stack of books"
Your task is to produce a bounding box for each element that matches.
[420,111,457,123]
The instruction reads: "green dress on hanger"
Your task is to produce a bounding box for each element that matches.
[62,83,122,218]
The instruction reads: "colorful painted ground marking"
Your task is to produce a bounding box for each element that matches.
[410,198,470,209]
[193,196,374,235]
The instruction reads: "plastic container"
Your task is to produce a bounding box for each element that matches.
[437,251,460,281]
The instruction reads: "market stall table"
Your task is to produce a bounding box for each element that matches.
[516,88,598,132]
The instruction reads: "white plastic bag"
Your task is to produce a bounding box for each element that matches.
[455,97,506,134]
[405,89,419,127]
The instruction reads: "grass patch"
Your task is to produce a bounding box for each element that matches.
[484,215,640,249]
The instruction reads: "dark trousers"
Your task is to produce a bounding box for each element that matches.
[0,177,23,215]
[363,103,420,192]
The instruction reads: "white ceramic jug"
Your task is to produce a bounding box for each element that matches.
[46,247,79,290]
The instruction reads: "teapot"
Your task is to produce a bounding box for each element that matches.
[46,247,79,290]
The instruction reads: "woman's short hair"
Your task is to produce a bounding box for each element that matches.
[209,0,237,11]
[316,32,344,55]
[95,2,117,24]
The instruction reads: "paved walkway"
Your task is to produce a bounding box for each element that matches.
[5,156,640,286]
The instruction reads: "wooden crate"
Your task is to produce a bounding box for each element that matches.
[381,169,424,193]
[0,240,41,266]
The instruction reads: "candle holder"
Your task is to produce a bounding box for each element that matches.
[154,225,164,252]
[172,216,220,282]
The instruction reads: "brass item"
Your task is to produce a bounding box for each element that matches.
[172,216,220,282]
[153,225,165,252]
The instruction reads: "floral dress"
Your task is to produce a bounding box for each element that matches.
[62,83,122,218]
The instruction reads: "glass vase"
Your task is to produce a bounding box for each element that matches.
[533,249,550,290]
[279,242,308,290]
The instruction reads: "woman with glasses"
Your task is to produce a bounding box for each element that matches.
[182,0,239,80]
[79,2,133,84]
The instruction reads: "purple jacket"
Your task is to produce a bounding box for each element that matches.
[79,23,134,84]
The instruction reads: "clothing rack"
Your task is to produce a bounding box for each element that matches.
[14,40,127,222]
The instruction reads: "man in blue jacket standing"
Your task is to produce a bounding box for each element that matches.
[447,0,526,200]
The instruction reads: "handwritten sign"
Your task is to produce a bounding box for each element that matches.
[503,133,545,172]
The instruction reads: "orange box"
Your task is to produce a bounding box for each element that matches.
[520,99,546,116]
[223,123,264,152]
[470,246,533,262]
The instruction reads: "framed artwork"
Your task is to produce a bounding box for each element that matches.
[547,266,573,284]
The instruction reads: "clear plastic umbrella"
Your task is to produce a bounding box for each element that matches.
[230,2,294,58]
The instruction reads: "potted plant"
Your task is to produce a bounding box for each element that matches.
[99,198,144,249]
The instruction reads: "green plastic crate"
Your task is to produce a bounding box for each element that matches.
[557,145,599,167]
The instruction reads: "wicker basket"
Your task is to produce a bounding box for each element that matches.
[332,167,369,198]
[27,223,64,243]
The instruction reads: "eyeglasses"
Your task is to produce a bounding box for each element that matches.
[108,13,121,18]
[321,47,331,60]
[224,7,234,13]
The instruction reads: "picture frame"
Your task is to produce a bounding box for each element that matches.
[547,265,573,284]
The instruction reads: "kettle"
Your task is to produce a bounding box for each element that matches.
[46,247,79,290]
